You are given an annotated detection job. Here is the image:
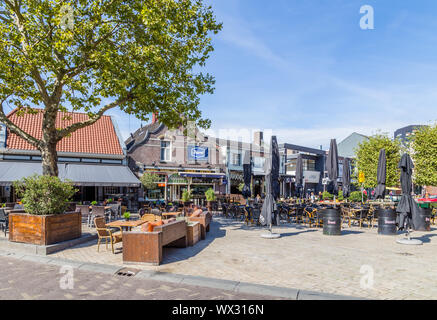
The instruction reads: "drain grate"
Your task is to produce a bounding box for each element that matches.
[115,268,141,277]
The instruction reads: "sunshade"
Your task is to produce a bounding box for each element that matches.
[374,149,387,199]
[396,153,419,230]
[242,150,252,199]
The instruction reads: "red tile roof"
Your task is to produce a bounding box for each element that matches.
[6,108,124,155]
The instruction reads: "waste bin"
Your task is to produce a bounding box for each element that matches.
[322,208,341,235]
[413,207,431,231]
[377,208,397,235]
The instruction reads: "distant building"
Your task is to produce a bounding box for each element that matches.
[279,143,326,196]
[337,132,368,159]
[394,125,426,144]
[0,108,140,205]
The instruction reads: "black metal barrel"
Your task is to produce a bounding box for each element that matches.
[377,208,397,235]
[413,207,431,231]
[322,208,341,235]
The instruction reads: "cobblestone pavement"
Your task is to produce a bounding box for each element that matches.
[0,255,272,300]
[3,216,437,300]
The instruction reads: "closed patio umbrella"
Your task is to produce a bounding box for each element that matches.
[295,153,304,198]
[242,150,252,199]
[374,149,387,199]
[342,157,351,198]
[271,136,280,201]
[396,153,422,245]
[260,136,280,238]
[326,139,339,197]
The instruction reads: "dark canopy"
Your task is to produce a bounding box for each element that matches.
[326,139,339,196]
[242,150,252,199]
[295,153,304,198]
[271,136,280,200]
[396,153,419,230]
[374,149,387,199]
[342,157,351,198]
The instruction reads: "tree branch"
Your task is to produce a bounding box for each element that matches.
[56,96,131,140]
[0,100,41,148]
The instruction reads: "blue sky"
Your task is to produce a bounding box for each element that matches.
[110,0,437,150]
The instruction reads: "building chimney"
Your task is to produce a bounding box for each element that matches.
[152,113,158,124]
[253,131,263,145]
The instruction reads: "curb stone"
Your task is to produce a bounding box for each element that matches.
[0,250,364,300]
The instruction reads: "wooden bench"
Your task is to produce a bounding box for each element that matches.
[188,211,212,240]
[122,220,187,265]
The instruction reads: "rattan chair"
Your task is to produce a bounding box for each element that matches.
[94,217,122,254]
[0,208,8,236]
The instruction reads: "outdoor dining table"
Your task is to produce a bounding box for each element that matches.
[161,211,183,219]
[105,219,146,232]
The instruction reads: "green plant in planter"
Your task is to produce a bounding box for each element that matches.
[337,190,344,202]
[182,190,192,202]
[91,201,98,206]
[322,191,334,200]
[205,188,216,201]
[123,211,131,220]
[13,175,77,215]
[349,191,367,203]
[106,198,113,203]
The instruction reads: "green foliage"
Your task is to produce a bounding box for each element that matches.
[204,188,216,201]
[349,191,367,203]
[13,175,76,215]
[182,190,192,202]
[355,134,401,189]
[238,182,245,192]
[106,198,113,203]
[411,124,437,187]
[323,191,334,200]
[91,201,98,206]
[337,190,344,201]
[123,211,131,219]
[140,172,160,190]
[0,0,221,174]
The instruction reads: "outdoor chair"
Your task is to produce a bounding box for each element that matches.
[91,206,108,227]
[94,217,122,254]
[0,208,8,236]
[77,205,93,227]
[303,207,320,228]
[108,203,121,220]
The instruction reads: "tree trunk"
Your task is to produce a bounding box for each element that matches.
[41,142,59,176]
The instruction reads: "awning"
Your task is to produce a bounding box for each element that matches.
[0,161,140,187]
[179,172,225,179]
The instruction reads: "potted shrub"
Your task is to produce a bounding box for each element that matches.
[322,191,334,201]
[10,174,80,245]
[91,200,98,206]
[204,188,216,212]
[349,191,367,203]
[182,190,192,215]
[123,211,131,221]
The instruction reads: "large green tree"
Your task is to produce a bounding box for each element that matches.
[411,124,437,187]
[354,134,401,189]
[0,0,221,176]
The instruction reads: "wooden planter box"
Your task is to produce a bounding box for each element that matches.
[9,211,82,245]
[187,222,201,246]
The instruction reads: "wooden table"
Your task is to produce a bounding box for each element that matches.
[89,206,112,210]
[162,212,183,219]
[106,219,146,231]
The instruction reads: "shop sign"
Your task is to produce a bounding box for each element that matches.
[188,145,209,161]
